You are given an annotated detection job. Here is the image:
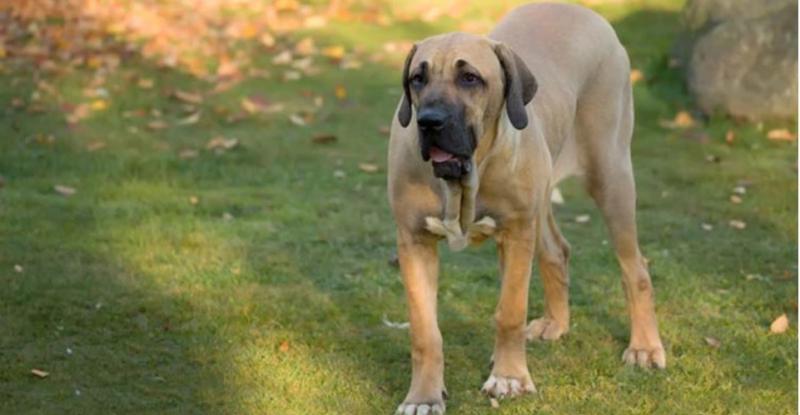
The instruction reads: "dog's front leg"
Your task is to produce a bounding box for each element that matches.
[482,222,537,399]
[396,231,446,415]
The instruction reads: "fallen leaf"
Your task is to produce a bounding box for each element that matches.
[728,220,746,230]
[173,90,203,105]
[289,114,307,126]
[358,163,379,173]
[31,369,49,378]
[260,33,276,48]
[279,340,290,352]
[322,45,346,61]
[206,136,239,151]
[575,214,590,224]
[147,120,168,131]
[137,78,154,89]
[334,84,347,100]
[178,149,199,159]
[283,70,302,81]
[382,315,410,329]
[272,50,293,65]
[701,223,713,231]
[54,185,76,196]
[86,141,106,152]
[725,130,735,144]
[189,196,199,205]
[704,336,721,348]
[659,110,695,129]
[294,37,316,56]
[729,195,742,204]
[14,264,23,273]
[311,134,337,144]
[90,99,108,111]
[66,103,91,124]
[629,69,643,85]
[770,313,789,333]
[767,129,796,142]
[176,111,201,125]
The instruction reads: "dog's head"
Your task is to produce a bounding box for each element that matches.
[397,33,537,180]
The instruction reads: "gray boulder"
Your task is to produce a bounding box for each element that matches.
[677,0,797,121]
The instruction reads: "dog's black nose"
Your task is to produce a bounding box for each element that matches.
[417,107,448,131]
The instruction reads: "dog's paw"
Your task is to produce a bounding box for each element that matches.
[480,374,536,399]
[526,317,568,341]
[395,401,445,415]
[622,344,666,369]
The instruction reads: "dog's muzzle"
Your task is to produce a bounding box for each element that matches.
[417,106,475,180]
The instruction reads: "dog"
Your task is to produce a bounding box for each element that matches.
[387,3,665,414]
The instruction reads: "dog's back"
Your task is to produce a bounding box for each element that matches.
[490,3,633,183]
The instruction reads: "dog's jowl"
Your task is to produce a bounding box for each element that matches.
[387,3,664,414]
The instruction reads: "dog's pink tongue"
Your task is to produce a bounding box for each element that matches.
[430,146,455,163]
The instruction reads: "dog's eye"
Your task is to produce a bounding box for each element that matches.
[409,74,425,88]
[459,72,481,87]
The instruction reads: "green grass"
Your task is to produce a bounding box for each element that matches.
[0,1,796,414]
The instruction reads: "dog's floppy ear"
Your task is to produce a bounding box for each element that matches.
[398,44,418,128]
[494,43,537,130]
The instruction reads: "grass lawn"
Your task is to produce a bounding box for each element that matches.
[0,0,796,413]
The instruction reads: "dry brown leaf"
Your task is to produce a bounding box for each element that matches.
[260,33,276,48]
[137,78,154,89]
[659,110,695,129]
[86,141,107,152]
[54,185,76,196]
[289,114,307,126]
[173,90,203,105]
[283,70,302,81]
[767,128,796,142]
[770,313,789,333]
[189,196,199,205]
[279,340,290,353]
[90,100,108,111]
[147,120,169,131]
[206,137,239,151]
[729,195,742,204]
[725,130,735,144]
[311,134,337,144]
[294,37,316,56]
[728,220,746,230]
[322,45,346,61]
[358,163,379,173]
[272,50,292,65]
[629,69,643,85]
[66,103,91,124]
[176,111,201,126]
[179,149,199,159]
[334,84,347,100]
[31,369,49,378]
[704,336,721,348]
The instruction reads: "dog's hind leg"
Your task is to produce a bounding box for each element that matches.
[577,56,665,368]
[527,205,570,341]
